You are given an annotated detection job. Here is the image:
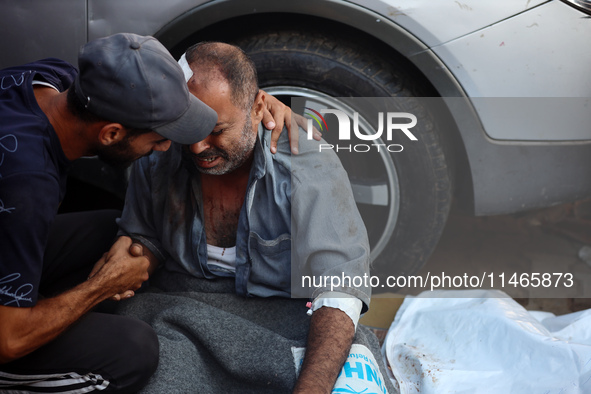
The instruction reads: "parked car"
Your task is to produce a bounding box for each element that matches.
[2,0,590,278]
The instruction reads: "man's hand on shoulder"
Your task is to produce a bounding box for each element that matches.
[259,90,321,155]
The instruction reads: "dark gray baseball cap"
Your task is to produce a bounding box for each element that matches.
[73,33,217,144]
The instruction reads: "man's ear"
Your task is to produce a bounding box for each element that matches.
[251,90,266,123]
[98,123,127,146]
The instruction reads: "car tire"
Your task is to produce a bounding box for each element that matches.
[233,30,453,280]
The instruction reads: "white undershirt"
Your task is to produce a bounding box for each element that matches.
[207,244,237,272]
[32,80,59,92]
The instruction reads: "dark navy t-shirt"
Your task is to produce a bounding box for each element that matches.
[0,58,75,307]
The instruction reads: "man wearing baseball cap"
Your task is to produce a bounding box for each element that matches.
[0,33,295,393]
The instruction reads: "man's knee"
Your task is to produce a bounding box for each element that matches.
[125,319,159,388]
[0,313,158,394]
[42,209,122,294]
[106,317,159,393]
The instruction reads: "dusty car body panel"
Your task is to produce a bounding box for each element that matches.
[434,1,591,141]
[348,0,550,47]
[88,0,207,41]
[433,1,591,99]
[0,0,86,67]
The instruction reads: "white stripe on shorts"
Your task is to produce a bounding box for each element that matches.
[0,370,109,393]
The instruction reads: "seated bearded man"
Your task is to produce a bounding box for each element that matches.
[111,42,394,394]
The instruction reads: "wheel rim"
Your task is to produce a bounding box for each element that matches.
[264,86,401,262]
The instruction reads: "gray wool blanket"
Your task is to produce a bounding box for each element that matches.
[115,271,395,394]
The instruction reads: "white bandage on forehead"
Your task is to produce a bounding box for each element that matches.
[178,53,193,83]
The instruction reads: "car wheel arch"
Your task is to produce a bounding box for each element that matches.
[153,0,477,211]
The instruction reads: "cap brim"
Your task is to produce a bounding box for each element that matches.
[154,94,217,145]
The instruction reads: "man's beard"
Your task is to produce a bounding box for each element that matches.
[95,137,148,169]
[188,117,257,175]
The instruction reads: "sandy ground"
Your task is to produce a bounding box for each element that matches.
[361,199,591,337]
[420,201,591,314]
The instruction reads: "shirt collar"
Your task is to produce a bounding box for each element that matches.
[250,123,268,180]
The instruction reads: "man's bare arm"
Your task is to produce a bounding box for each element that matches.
[0,237,149,363]
[293,306,355,394]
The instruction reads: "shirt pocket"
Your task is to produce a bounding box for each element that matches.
[248,232,292,292]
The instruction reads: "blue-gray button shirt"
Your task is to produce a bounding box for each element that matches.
[118,126,371,309]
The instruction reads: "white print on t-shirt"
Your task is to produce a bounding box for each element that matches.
[0,199,15,214]
[0,273,33,306]
[1,72,26,90]
[0,134,18,178]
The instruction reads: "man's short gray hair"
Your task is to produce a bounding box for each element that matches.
[185,42,259,113]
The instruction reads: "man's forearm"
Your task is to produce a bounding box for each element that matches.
[137,242,162,275]
[0,238,150,363]
[0,279,117,363]
[293,306,355,394]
